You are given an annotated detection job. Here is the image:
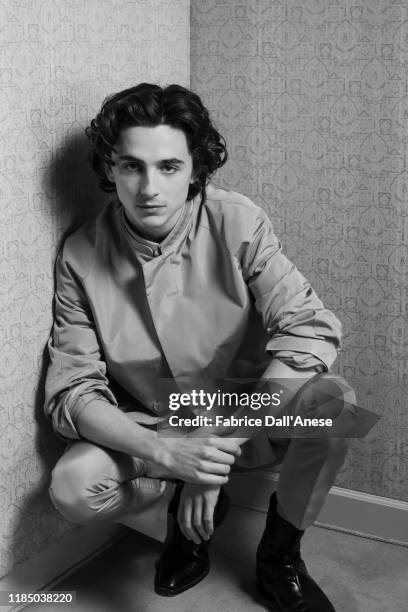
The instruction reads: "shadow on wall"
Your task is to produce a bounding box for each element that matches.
[9,127,111,571]
[44,128,108,240]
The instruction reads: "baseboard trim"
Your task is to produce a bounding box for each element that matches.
[0,524,123,611]
[226,471,408,547]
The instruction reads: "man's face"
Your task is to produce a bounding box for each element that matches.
[107,124,194,241]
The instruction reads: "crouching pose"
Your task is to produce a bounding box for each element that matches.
[44,83,356,611]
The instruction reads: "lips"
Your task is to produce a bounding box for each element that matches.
[137,203,165,209]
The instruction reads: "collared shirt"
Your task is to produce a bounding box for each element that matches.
[44,185,341,440]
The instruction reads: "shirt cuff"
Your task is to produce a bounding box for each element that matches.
[52,386,117,441]
[271,350,326,372]
[266,336,338,370]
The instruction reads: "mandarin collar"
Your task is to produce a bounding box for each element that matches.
[119,195,198,259]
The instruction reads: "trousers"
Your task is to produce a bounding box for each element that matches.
[49,374,356,541]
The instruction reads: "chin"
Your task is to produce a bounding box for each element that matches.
[141,217,167,228]
[141,219,168,234]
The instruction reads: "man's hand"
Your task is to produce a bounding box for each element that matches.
[177,483,221,544]
[157,434,241,485]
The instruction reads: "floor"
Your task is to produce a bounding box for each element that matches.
[24,505,408,612]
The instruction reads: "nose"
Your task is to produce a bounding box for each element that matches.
[139,168,159,199]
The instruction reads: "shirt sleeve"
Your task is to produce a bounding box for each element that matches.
[44,248,117,440]
[242,209,341,371]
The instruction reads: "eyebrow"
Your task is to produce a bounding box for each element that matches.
[117,155,185,165]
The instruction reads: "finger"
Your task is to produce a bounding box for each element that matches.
[203,498,215,538]
[208,448,238,465]
[192,435,241,456]
[199,459,232,475]
[177,498,194,542]
[192,496,208,543]
[186,472,230,486]
[209,437,242,456]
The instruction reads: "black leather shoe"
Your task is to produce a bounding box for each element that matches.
[154,485,229,596]
[256,492,336,611]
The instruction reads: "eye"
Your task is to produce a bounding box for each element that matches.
[124,163,142,173]
[160,164,178,174]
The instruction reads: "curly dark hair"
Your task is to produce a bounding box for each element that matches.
[85,83,228,200]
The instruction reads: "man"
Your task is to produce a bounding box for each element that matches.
[44,83,356,611]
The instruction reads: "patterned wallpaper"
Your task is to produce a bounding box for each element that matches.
[0,0,189,577]
[191,0,408,502]
[2,0,407,581]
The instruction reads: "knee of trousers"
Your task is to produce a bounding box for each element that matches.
[296,373,356,423]
[291,373,357,454]
[49,461,109,524]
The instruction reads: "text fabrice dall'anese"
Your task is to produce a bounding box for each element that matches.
[168,389,283,411]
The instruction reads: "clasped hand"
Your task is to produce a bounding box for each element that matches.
[161,433,241,485]
[177,483,221,544]
[158,434,241,542]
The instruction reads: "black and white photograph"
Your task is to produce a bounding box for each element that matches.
[0,2,407,611]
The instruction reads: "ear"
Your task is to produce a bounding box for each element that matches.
[104,162,115,184]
